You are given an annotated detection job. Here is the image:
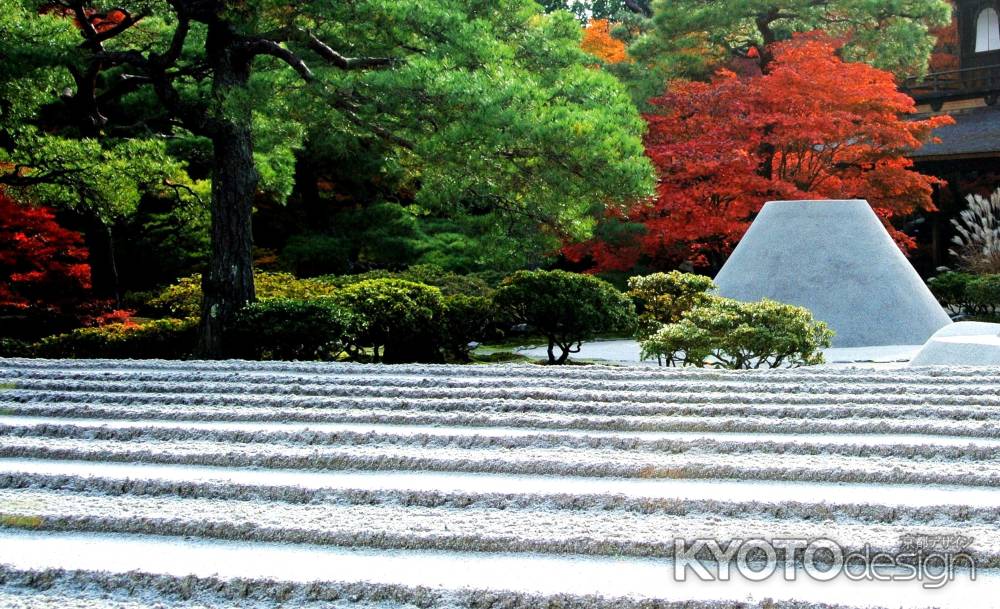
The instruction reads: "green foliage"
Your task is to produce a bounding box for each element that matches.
[967,276,1000,317]
[322,265,494,298]
[928,272,1000,317]
[0,338,31,358]
[143,266,495,363]
[146,272,338,318]
[6,0,655,322]
[342,203,425,270]
[333,279,447,363]
[928,271,977,312]
[282,234,353,278]
[35,318,198,359]
[278,205,508,276]
[292,1,655,257]
[494,269,636,364]
[2,134,200,223]
[252,110,306,201]
[641,0,951,78]
[116,193,212,290]
[539,0,651,22]
[411,224,491,274]
[640,297,833,369]
[627,272,716,338]
[639,319,714,367]
[227,299,357,361]
[393,265,495,297]
[0,3,203,225]
[441,294,497,362]
[0,1,78,131]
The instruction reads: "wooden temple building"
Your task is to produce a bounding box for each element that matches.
[900,0,1000,270]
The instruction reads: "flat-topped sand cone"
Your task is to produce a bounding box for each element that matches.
[714,199,952,348]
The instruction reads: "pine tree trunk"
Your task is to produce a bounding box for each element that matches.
[197,23,258,358]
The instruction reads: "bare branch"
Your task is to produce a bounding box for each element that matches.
[301,29,400,70]
[155,15,190,68]
[328,97,414,150]
[0,166,83,187]
[94,49,149,68]
[163,178,204,204]
[624,0,652,17]
[243,39,314,81]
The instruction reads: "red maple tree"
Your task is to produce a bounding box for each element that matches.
[567,35,953,271]
[0,190,92,312]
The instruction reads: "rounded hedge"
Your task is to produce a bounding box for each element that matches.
[640,296,833,369]
[494,269,635,364]
[227,298,357,361]
[333,278,447,363]
[627,271,717,339]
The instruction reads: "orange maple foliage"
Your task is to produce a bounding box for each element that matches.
[566,35,953,271]
[928,11,960,73]
[42,4,127,33]
[581,19,629,64]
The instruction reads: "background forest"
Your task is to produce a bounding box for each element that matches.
[1,0,987,360]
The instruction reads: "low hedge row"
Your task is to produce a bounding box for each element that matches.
[927,271,1000,317]
[34,318,199,360]
[23,269,833,368]
[29,270,627,364]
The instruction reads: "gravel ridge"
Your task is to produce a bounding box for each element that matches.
[0,358,996,608]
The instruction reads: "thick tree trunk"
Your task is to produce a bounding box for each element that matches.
[197,23,258,357]
[753,15,778,180]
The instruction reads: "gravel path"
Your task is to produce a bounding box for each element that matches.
[0,358,997,608]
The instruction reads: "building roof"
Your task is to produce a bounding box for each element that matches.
[911,104,1000,160]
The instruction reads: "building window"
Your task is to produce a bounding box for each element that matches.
[976,7,1000,52]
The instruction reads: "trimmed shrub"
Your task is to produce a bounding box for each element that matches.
[441,294,496,362]
[639,320,713,367]
[967,275,1000,317]
[494,270,636,364]
[145,272,338,318]
[227,299,357,361]
[928,271,1000,317]
[0,338,32,357]
[320,264,493,298]
[334,279,446,363]
[35,318,198,359]
[641,297,833,369]
[928,271,976,313]
[399,265,494,297]
[627,272,717,339]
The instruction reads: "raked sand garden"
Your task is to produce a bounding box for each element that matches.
[0,358,998,608]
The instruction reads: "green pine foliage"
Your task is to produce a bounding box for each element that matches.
[627,271,717,338]
[640,296,833,369]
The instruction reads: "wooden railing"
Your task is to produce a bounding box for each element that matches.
[900,64,1000,105]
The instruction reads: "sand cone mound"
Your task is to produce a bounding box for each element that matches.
[714,200,951,347]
